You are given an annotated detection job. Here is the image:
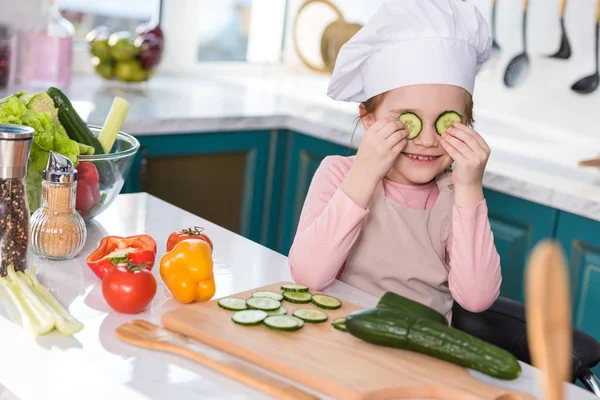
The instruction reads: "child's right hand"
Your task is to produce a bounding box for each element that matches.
[354,119,409,182]
[340,119,409,209]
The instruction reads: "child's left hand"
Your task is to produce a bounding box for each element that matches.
[440,122,490,188]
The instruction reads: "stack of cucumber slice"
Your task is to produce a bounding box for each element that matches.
[217,284,347,332]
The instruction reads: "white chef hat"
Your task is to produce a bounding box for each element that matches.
[327,0,492,103]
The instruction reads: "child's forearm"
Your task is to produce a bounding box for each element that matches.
[446,200,502,312]
[453,183,484,208]
[339,165,379,210]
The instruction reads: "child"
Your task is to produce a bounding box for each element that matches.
[288,0,501,322]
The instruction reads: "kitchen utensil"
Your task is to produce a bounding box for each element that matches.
[525,240,572,400]
[571,0,600,94]
[115,319,318,400]
[504,0,530,88]
[548,0,571,59]
[491,0,501,54]
[162,282,535,400]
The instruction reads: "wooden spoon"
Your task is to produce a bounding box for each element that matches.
[116,319,319,400]
[525,240,572,400]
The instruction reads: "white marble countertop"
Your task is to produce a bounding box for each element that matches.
[0,193,596,400]
[3,64,600,224]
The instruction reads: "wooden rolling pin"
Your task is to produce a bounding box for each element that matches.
[525,240,572,400]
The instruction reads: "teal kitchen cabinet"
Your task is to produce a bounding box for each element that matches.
[555,212,600,362]
[483,189,558,303]
[122,130,280,244]
[276,132,355,255]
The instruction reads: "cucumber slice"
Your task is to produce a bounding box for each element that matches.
[266,306,288,316]
[232,310,268,326]
[332,317,347,332]
[292,316,305,328]
[252,291,284,302]
[246,297,281,311]
[435,110,462,135]
[399,112,422,140]
[263,315,302,331]
[311,294,342,310]
[280,284,309,292]
[293,308,328,323]
[217,297,248,311]
[283,291,313,304]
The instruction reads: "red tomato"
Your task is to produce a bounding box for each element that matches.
[102,263,157,314]
[166,226,213,252]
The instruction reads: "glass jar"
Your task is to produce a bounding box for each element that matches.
[0,125,34,276]
[30,152,86,260]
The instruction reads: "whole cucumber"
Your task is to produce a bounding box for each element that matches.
[345,308,521,380]
[377,292,447,325]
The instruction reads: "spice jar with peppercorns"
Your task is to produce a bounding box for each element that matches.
[0,124,34,276]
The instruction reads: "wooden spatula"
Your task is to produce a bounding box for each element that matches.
[115,319,319,400]
[525,240,572,400]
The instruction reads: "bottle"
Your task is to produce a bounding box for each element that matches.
[30,151,87,261]
[21,0,75,89]
[0,24,16,89]
[0,124,34,276]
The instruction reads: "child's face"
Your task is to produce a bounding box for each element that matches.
[363,84,469,185]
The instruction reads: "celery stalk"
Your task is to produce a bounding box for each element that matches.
[98,96,130,153]
[24,268,83,335]
[0,278,43,335]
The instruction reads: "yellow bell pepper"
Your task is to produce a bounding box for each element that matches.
[159,239,216,303]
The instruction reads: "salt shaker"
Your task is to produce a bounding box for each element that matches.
[30,151,86,260]
[0,124,34,276]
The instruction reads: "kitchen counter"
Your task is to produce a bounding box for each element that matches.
[0,193,596,400]
[3,65,600,223]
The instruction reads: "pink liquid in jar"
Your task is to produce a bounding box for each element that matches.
[22,32,72,89]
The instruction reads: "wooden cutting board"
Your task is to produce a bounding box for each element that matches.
[162,282,534,400]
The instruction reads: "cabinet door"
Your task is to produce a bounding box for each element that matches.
[555,212,600,355]
[122,131,273,244]
[277,132,355,255]
[483,189,558,303]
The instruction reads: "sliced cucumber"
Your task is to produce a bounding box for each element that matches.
[332,317,347,332]
[252,291,284,302]
[293,308,328,323]
[217,297,248,311]
[232,310,268,326]
[399,112,422,140]
[312,294,342,310]
[246,297,281,311]
[283,291,313,304]
[435,110,462,135]
[263,315,302,331]
[280,284,309,293]
[266,306,288,316]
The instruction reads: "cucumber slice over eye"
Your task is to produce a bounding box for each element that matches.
[263,315,302,331]
[435,111,462,135]
[293,308,329,323]
[232,310,268,325]
[218,297,248,311]
[252,291,284,302]
[246,297,281,311]
[281,284,309,292]
[399,112,422,140]
[283,291,313,304]
[311,294,342,310]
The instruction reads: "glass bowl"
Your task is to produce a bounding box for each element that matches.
[75,126,139,221]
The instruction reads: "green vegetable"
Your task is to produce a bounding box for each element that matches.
[311,294,342,310]
[282,291,312,304]
[263,315,303,331]
[292,308,328,323]
[332,317,347,332]
[251,291,284,302]
[245,297,281,311]
[232,310,268,326]
[435,111,462,135]
[0,265,83,336]
[217,297,247,311]
[345,308,521,380]
[280,284,309,292]
[98,96,130,153]
[399,112,422,139]
[377,292,447,325]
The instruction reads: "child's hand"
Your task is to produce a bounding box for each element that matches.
[440,123,490,187]
[354,119,410,183]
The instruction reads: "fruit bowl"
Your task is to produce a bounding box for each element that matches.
[75,126,139,221]
[87,24,164,83]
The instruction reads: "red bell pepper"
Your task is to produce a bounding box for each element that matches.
[86,234,157,280]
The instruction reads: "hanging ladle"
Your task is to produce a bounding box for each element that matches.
[571,0,600,94]
[503,0,529,87]
[547,0,571,59]
[491,0,500,54]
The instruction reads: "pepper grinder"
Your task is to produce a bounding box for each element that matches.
[30,151,86,260]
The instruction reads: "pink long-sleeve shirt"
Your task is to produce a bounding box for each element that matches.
[288,156,501,312]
